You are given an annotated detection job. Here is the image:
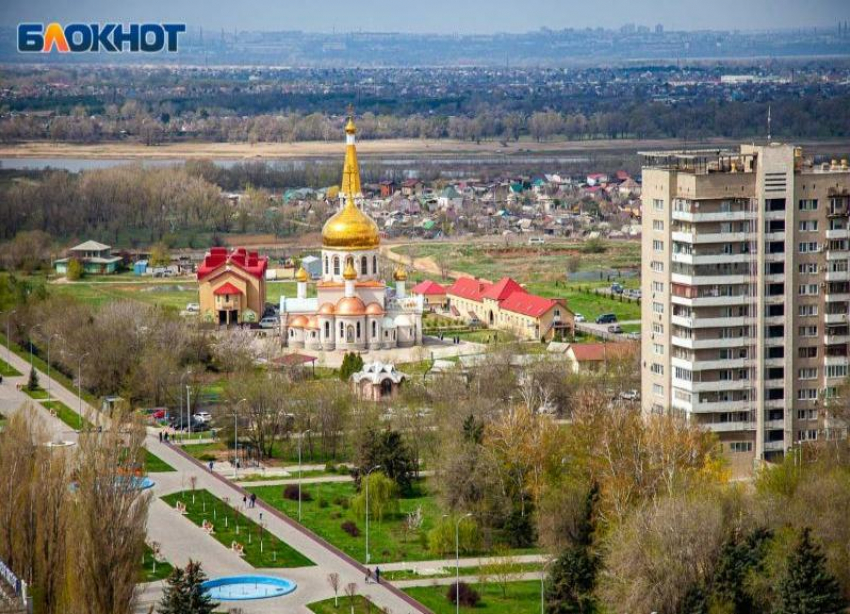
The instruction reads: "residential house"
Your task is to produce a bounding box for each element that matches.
[54,240,123,275]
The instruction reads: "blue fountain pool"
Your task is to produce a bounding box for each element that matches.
[201,576,297,601]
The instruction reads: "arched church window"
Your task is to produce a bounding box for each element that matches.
[356,322,361,338]
[373,255,378,274]
[372,321,376,337]
[325,321,330,338]
[333,256,340,276]
[361,256,368,275]
[339,322,344,338]
[324,256,329,275]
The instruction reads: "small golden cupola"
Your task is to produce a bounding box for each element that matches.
[321,109,380,251]
[393,265,408,281]
[295,266,309,282]
[342,258,358,280]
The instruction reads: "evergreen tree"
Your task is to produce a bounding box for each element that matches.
[545,483,600,614]
[775,528,845,614]
[27,366,39,392]
[461,414,484,444]
[711,528,772,613]
[358,427,416,494]
[339,352,364,381]
[158,560,218,614]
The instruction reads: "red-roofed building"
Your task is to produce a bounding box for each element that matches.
[197,247,269,326]
[410,280,448,310]
[565,342,636,373]
[445,275,573,341]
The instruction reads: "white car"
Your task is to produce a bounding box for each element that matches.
[619,390,639,401]
[259,316,279,329]
[193,411,212,424]
[574,313,586,323]
[185,303,200,313]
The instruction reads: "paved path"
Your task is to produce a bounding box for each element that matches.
[379,553,546,573]
[0,346,432,614]
[392,571,542,589]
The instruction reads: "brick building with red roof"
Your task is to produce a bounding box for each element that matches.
[197,247,268,326]
[410,280,448,310]
[444,275,573,341]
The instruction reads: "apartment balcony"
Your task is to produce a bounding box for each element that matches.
[765,419,786,430]
[826,293,850,302]
[764,440,786,452]
[671,253,753,266]
[826,270,850,282]
[826,250,847,261]
[670,315,755,329]
[764,252,787,262]
[685,399,755,414]
[764,399,786,410]
[671,356,754,371]
[671,273,749,286]
[764,232,786,242]
[671,336,750,350]
[825,313,849,325]
[672,378,753,393]
[671,210,753,223]
[825,334,850,345]
[704,421,757,433]
[671,294,752,308]
[825,355,850,366]
[826,228,850,240]
[671,231,754,245]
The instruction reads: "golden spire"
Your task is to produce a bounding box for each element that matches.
[343,258,357,280]
[393,265,408,282]
[341,107,361,198]
[295,266,309,282]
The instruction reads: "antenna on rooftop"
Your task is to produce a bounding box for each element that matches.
[767,105,771,142]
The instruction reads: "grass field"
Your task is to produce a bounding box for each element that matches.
[140,544,173,582]
[161,489,314,568]
[553,290,641,321]
[42,399,93,430]
[0,358,20,377]
[383,562,543,581]
[307,595,378,614]
[23,387,49,400]
[144,449,176,473]
[404,580,541,614]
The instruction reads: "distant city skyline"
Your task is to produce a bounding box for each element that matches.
[1,0,849,35]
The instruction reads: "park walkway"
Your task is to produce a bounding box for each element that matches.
[0,347,432,614]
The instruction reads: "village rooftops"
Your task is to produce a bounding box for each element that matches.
[197,247,268,281]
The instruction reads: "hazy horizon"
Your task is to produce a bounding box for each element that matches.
[2,0,849,35]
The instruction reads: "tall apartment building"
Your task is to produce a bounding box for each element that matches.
[641,143,850,473]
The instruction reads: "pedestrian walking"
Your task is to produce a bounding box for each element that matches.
[208,460,214,472]
[375,567,381,584]
[159,431,163,443]
[242,495,247,509]
[164,431,169,442]
[250,493,257,508]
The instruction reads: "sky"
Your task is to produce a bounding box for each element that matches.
[1,0,849,34]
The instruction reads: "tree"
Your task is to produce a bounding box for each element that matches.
[158,560,218,614]
[481,545,521,597]
[545,484,599,614]
[149,242,171,267]
[66,257,84,281]
[351,471,399,523]
[428,515,480,558]
[27,366,39,392]
[357,428,416,494]
[339,352,364,381]
[344,582,358,614]
[775,528,845,614]
[710,528,772,614]
[326,572,340,608]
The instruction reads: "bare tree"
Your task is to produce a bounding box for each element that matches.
[326,572,340,607]
[344,582,358,614]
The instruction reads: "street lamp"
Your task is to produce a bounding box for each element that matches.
[46,333,63,403]
[298,429,312,521]
[231,398,248,479]
[364,464,382,565]
[3,309,16,364]
[179,370,191,441]
[77,351,90,431]
[454,513,473,614]
[28,324,41,370]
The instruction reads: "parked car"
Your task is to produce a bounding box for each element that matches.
[610,283,624,294]
[607,324,623,334]
[193,411,212,424]
[185,303,200,313]
[574,313,586,323]
[596,313,618,324]
[620,389,639,401]
[169,415,204,432]
[259,316,279,329]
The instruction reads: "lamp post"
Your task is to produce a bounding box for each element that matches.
[232,398,248,479]
[298,428,312,521]
[186,385,193,439]
[455,513,473,614]
[46,334,63,403]
[364,464,381,565]
[178,371,191,441]
[77,351,89,431]
[28,324,41,370]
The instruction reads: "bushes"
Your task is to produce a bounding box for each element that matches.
[446,582,480,607]
[341,521,360,537]
[283,484,312,502]
[428,515,481,557]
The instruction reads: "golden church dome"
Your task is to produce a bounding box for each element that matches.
[318,302,336,315]
[393,265,408,282]
[289,315,308,328]
[295,266,309,282]
[321,111,380,251]
[336,296,366,316]
[365,302,384,316]
[343,258,358,280]
[322,201,380,250]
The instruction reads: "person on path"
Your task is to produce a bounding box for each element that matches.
[242,495,247,509]
[164,431,169,443]
[159,431,163,443]
[208,460,214,472]
[375,567,381,584]
[250,493,257,508]
[365,569,372,584]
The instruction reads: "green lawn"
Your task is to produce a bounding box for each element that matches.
[144,449,176,473]
[0,357,20,377]
[554,290,641,322]
[161,489,314,568]
[42,399,93,430]
[23,387,49,399]
[384,562,543,582]
[404,580,541,614]
[248,480,455,564]
[140,544,174,582]
[307,595,378,614]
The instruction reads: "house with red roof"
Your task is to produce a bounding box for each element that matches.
[445,275,573,341]
[197,247,269,326]
[410,279,448,310]
[564,342,637,373]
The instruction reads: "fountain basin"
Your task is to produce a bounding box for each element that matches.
[201,576,297,601]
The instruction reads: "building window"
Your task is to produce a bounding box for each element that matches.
[333,256,340,275]
[356,322,361,338]
[372,321,376,337]
[361,256,368,275]
[653,220,664,231]
[339,322,344,338]
[653,198,664,211]
[798,368,818,380]
[798,262,818,274]
[324,256,329,275]
[652,281,664,293]
[653,343,664,355]
[799,220,818,232]
[653,240,664,252]
[798,388,818,400]
[798,304,818,316]
[729,442,753,453]
[650,363,664,375]
[651,261,664,272]
[798,199,818,211]
[653,302,664,314]
[653,383,664,397]
[373,256,378,274]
